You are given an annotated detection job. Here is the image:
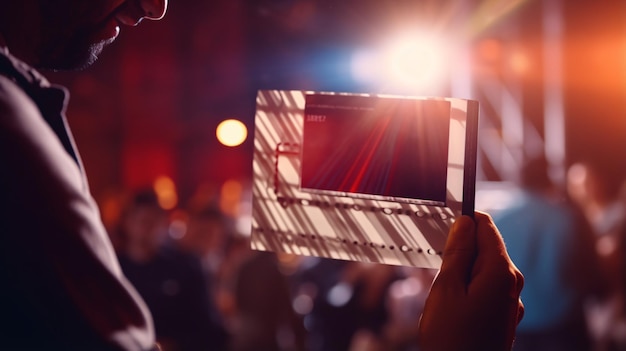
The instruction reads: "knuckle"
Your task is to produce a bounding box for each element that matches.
[502,269,518,289]
[515,269,525,292]
[492,264,520,291]
[517,299,525,324]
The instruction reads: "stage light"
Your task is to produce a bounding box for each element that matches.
[216,119,248,147]
[350,32,451,93]
[385,35,448,88]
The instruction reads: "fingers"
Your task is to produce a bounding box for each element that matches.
[517,298,525,325]
[474,211,508,261]
[437,215,477,290]
[514,268,525,299]
[472,211,514,279]
[470,212,524,301]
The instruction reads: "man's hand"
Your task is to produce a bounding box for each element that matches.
[418,212,524,351]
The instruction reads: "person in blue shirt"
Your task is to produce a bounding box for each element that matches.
[493,156,606,351]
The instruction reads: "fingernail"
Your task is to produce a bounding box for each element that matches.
[452,216,472,234]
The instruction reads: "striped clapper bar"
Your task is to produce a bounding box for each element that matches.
[251,90,478,269]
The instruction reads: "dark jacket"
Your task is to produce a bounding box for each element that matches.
[0,47,156,351]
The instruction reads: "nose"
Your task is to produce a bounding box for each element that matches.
[117,0,168,25]
[138,0,168,20]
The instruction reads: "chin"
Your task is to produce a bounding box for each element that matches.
[39,39,112,72]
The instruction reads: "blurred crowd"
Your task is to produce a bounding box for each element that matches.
[103,155,626,351]
[104,186,438,351]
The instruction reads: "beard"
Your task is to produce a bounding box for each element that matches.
[34,3,119,71]
[43,39,113,71]
[36,28,117,71]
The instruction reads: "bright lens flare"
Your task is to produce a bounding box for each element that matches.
[216,119,248,147]
[384,36,448,90]
[350,33,450,92]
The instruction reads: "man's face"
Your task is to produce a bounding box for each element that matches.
[35,0,167,70]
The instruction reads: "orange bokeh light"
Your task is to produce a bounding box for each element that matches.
[216,119,248,147]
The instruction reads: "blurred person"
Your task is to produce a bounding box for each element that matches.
[116,189,170,263]
[291,258,398,351]
[177,203,241,343]
[179,203,231,276]
[210,233,255,334]
[0,1,167,350]
[492,156,606,351]
[141,198,305,351]
[568,161,626,350]
[0,1,523,350]
[381,268,438,350]
[116,189,228,351]
[227,250,307,351]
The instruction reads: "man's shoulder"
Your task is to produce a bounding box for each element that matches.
[0,74,55,157]
[0,74,41,127]
[0,73,30,101]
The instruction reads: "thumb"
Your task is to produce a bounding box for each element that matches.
[437,215,477,290]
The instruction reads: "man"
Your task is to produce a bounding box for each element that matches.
[0,1,167,350]
[0,1,522,350]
